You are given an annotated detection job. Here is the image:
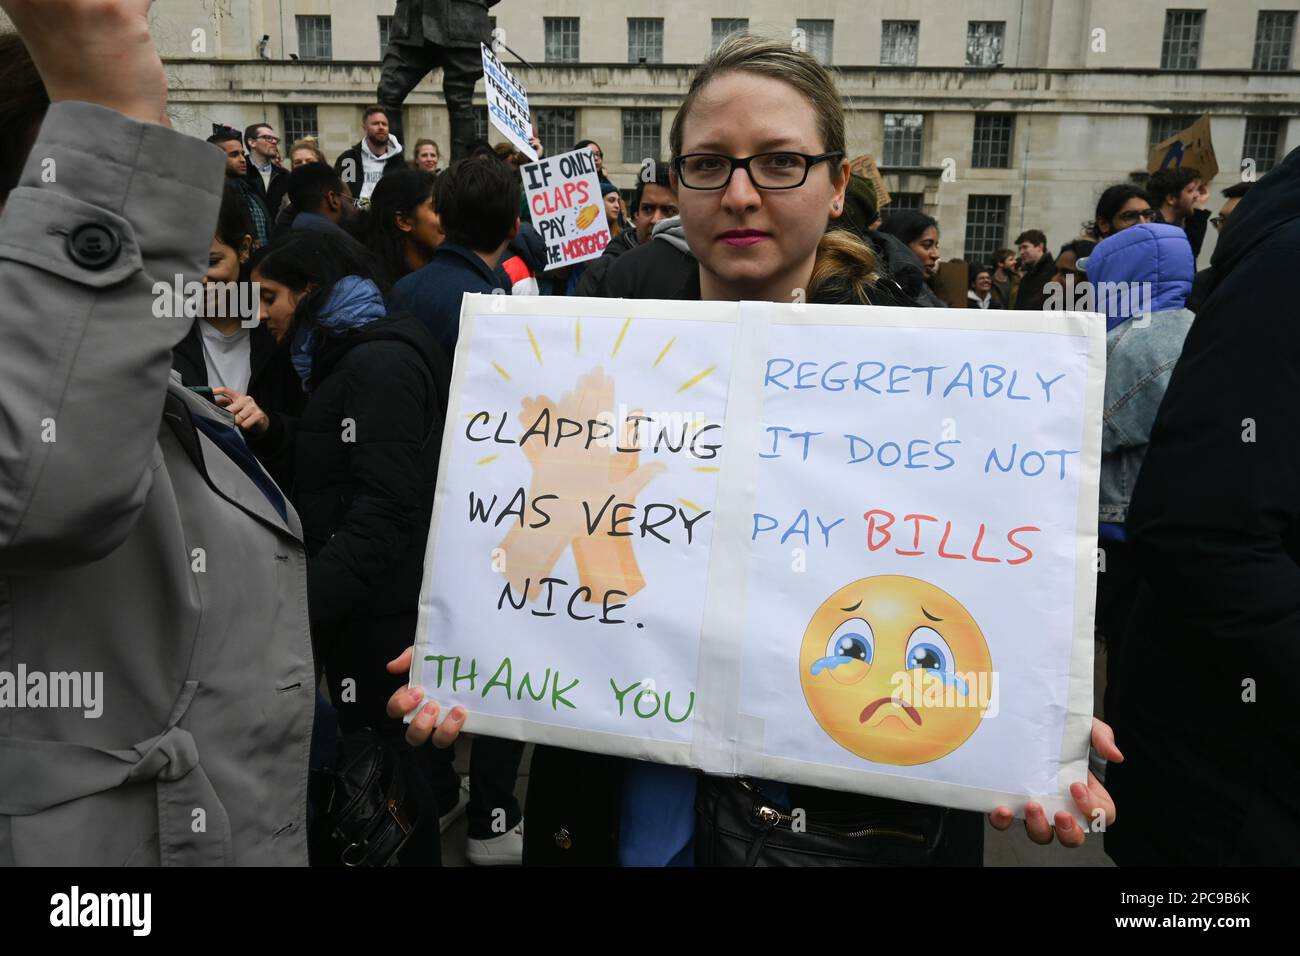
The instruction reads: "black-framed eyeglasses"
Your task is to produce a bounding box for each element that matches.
[673,151,844,190]
[1210,214,1227,230]
[1115,208,1157,224]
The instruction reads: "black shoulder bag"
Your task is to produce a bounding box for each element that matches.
[694,775,978,867]
[308,729,420,867]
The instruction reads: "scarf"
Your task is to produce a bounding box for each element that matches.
[290,275,387,389]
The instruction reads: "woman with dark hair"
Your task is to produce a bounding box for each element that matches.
[170,181,303,481]
[237,231,452,864]
[1045,238,1097,306]
[1087,184,1156,240]
[967,264,998,308]
[878,210,946,307]
[362,167,442,289]
[602,180,626,238]
[574,138,612,184]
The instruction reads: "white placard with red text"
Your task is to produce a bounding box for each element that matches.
[520,148,611,271]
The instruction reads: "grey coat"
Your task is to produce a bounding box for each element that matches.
[0,103,315,866]
[392,0,496,49]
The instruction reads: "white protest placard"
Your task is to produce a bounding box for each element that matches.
[413,294,1104,819]
[521,148,611,271]
[480,42,537,162]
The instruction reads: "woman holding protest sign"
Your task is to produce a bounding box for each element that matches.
[509,32,1121,867]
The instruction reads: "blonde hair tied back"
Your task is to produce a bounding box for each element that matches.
[670,32,880,303]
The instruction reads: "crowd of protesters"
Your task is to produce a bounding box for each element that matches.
[1,0,1296,870]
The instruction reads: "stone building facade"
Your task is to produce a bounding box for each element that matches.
[149,0,1298,262]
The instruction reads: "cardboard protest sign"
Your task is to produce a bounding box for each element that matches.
[521,148,612,270]
[934,260,970,309]
[1148,113,1218,181]
[480,43,537,162]
[848,153,892,208]
[413,294,1104,819]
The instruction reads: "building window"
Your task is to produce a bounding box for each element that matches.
[282,105,318,143]
[1148,114,1196,152]
[883,192,923,220]
[1253,11,1296,70]
[964,195,1010,264]
[474,107,489,143]
[1243,117,1284,174]
[1161,9,1204,69]
[377,16,392,56]
[883,113,924,167]
[296,16,332,61]
[880,20,919,66]
[711,18,749,52]
[796,19,834,65]
[972,114,1014,168]
[535,108,577,161]
[966,21,1005,66]
[622,109,661,164]
[628,18,664,64]
[544,17,580,63]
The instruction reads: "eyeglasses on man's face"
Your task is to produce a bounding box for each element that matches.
[254,134,280,144]
[673,151,844,190]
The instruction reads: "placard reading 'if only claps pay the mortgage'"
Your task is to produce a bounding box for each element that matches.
[521,147,610,270]
[412,294,1105,819]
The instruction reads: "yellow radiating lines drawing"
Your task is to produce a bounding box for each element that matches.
[490,362,511,381]
[693,466,720,473]
[678,497,705,512]
[653,337,676,367]
[526,323,543,366]
[611,317,632,357]
[575,319,582,355]
[477,456,498,466]
[465,412,495,420]
[676,365,716,394]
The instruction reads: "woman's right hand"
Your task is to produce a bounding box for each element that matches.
[0,0,169,126]
[213,387,270,437]
[385,647,466,748]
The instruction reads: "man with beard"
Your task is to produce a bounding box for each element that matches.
[334,106,405,205]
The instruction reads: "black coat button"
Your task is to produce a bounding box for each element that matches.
[67,223,121,270]
[554,827,572,850]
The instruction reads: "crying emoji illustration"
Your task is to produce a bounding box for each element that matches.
[798,575,993,766]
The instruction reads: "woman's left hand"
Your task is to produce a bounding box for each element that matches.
[988,717,1122,847]
[384,646,465,749]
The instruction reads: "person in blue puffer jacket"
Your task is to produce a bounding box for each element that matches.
[1083,222,1194,650]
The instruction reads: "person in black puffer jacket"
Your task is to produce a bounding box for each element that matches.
[240,231,451,865]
